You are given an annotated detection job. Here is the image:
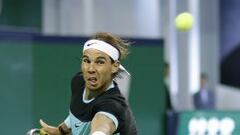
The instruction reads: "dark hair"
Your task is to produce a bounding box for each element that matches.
[91,32,131,78]
[92,32,130,61]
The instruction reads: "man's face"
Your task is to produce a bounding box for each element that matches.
[81,49,118,91]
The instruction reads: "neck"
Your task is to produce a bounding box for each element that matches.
[86,81,112,100]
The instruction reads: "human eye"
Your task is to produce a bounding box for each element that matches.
[96,60,105,65]
[82,58,90,63]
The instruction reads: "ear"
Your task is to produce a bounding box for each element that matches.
[112,61,120,74]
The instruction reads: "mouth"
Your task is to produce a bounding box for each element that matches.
[87,77,98,86]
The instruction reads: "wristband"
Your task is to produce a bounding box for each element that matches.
[91,131,106,135]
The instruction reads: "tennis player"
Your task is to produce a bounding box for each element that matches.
[40,32,137,135]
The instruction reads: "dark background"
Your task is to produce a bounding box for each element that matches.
[220,0,240,88]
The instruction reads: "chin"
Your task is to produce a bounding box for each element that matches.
[86,84,99,91]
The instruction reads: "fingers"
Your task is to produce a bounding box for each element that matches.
[40,119,48,128]
[39,119,61,135]
[40,119,51,135]
[40,128,49,135]
[40,119,57,129]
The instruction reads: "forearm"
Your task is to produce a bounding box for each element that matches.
[90,114,116,135]
[91,123,112,135]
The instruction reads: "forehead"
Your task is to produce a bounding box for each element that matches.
[83,49,110,59]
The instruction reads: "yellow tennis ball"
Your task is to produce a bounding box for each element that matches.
[175,12,194,31]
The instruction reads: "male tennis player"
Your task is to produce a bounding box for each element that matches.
[40,32,137,135]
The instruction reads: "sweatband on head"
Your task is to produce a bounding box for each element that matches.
[83,39,119,61]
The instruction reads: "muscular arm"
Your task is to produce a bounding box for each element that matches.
[90,113,117,135]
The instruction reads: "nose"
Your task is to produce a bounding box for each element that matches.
[88,63,96,74]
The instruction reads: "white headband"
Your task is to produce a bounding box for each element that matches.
[83,39,130,75]
[83,39,119,61]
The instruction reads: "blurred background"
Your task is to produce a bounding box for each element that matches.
[0,0,240,134]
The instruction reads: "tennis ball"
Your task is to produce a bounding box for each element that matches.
[175,12,194,31]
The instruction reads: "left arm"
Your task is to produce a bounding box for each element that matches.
[90,113,117,135]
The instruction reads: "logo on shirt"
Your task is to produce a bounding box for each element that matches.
[75,123,81,128]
